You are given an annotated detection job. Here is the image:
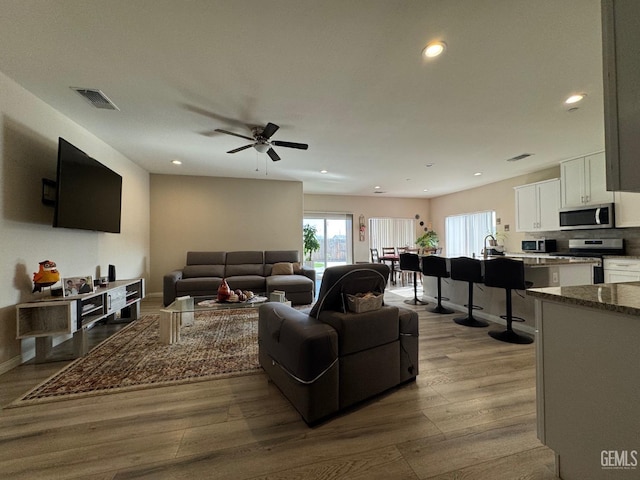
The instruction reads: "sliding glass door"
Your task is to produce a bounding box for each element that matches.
[303,213,353,278]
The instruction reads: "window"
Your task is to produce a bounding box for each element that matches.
[445,211,496,257]
[369,217,416,257]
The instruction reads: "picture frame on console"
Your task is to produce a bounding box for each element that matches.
[63,276,94,296]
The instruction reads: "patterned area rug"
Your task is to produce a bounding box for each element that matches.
[11,308,261,406]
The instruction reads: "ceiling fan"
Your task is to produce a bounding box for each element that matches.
[214,122,308,161]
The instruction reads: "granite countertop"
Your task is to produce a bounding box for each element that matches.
[518,257,599,267]
[496,255,599,267]
[527,282,640,315]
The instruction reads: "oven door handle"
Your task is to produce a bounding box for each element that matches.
[595,207,602,225]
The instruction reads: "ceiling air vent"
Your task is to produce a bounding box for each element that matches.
[507,153,534,162]
[71,88,119,110]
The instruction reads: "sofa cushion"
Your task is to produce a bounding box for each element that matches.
[265,250,300,275]
[271,262,294,275]
[267,274,314,293]
[318,305,399,356]
[182,264,224,278]
[186,251,226,266]
[225,251,264,276]
[176,277,223,296]
[225,275,266,292]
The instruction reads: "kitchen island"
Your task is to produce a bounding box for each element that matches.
[421,256,598,333]
[527,283,640,479]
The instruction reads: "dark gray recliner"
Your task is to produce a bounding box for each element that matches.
[258,263,419,424]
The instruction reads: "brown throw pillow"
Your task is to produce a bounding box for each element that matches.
[272,262,294,275]
[292,262,302,273]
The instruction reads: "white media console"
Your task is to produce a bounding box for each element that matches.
[16,278,145,362]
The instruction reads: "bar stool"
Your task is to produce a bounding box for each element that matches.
[420,255,453,314]
[449,257,488,327]
[483,257,533,344]
[400,253,427,305]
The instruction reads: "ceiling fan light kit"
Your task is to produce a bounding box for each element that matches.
[214,122,308,162]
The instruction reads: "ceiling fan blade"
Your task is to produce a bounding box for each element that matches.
[261,122,279,139]
[267,148,281,161]
[215,128,255,141]
[271,140,309,150]
[227,144,254,154]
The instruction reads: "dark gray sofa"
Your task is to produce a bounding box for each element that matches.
[163,250,315,306]
[258,263,419,424]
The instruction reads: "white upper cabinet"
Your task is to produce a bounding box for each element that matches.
[602,0,640,192]
[515,178,560,232]
[613,191,640,227]
[560,152,614,208]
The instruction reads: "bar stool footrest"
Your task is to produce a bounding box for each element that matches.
[463,304,483,311]
[499,315,525,323]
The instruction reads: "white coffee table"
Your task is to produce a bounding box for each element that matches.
[159,295,267,344]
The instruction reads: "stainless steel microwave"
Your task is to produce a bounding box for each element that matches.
[522,238,557,253]
[559,203,615,230]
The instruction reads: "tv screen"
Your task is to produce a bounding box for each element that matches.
[53,138,122,233]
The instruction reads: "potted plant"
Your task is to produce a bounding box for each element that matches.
[303,224,320,263]
[416,230,438,253]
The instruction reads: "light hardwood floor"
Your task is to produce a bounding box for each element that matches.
[0,288,559,479]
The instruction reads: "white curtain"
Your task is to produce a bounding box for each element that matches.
[369,218,416,255]
[445,211,495,257]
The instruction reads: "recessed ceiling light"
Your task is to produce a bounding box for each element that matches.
[374,185,381,189]
[320,169,328,174]
[474,172,482,176]
[425,163,434,168]
[565,93,586,104]
[423,189,429,192]
[422,41,446,58]
[171,159,182,165]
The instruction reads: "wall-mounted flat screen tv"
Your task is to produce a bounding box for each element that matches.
[53,137,122,233]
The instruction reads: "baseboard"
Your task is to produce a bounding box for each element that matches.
[0,355,23,375]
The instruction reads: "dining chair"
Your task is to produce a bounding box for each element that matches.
[395,247,409,285]
[370,248,380,263]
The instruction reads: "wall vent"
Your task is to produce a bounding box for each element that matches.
[507,153,534,162]
[71,88,119,110]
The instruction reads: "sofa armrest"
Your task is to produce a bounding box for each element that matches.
[299,266,316,295]
[163,270,183,306]
[259,303,337,383]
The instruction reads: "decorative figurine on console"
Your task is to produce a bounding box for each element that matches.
[32,260,60,293]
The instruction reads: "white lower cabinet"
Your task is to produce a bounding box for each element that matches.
[603,258,640,283]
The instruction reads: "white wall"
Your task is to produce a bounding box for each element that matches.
[429,167,561,254]
[0,71,150,369]
[149,174,303,294]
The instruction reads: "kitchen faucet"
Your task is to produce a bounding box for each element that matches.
[483,234,496,259]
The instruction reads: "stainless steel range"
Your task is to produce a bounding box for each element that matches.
[549,238,625,283]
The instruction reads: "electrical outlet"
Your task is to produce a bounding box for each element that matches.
[552,272,559,284]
